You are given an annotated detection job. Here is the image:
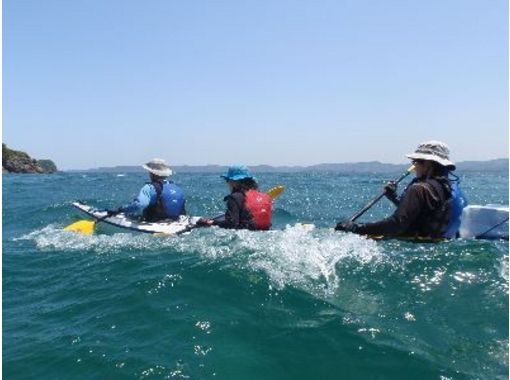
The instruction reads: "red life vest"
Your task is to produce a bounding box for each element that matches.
[244,189,272,230]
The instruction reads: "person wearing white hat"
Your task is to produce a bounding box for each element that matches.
[115,158,186,221]
[335,141,467,239]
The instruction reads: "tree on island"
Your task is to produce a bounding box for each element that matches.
[2,143,58,174]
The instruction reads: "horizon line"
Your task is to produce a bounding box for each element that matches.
[64,157,509,171]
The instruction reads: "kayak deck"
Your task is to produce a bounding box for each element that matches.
[71,202,509,240]
[72,202,201,235]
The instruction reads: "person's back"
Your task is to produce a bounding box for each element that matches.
[220,189,258,230]
[119,158,186,222]
[142,180,186,222]
[197,165,272,230]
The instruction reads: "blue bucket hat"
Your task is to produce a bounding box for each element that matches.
[220,164,254,181]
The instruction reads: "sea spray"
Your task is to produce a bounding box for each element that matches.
[4,172,508,379]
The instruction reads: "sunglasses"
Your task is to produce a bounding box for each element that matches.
[412,159,426,165]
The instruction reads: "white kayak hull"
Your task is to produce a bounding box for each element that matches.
[459,205,509,239]
[72,202,508,240]
[72,202,201,235]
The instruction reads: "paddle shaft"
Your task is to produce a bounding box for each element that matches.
[348,167,414,222]
[475,217,509,239]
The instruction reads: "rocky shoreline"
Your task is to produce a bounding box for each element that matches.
[2,144,57,174]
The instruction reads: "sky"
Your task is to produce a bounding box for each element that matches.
[3,0,508,170]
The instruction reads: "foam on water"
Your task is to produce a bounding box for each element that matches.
[498,254,509,293]
[241,225,382,296]
[17,225,165,254]
[184,224,383,297]
[19,224,383,297]
[6,170,508,379]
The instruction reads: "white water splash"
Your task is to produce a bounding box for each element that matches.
[18,224,383,297]
[170,224,383,296]
[243,225,382,295]
[498,254,509,293]
[16,225,166,254]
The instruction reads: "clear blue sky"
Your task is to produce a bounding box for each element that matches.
[4,0,508,170]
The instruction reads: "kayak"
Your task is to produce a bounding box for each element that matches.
[459,204,508,239]
[302,204,508,241]
[71,202,201,235]
[72,202,508,240]
[369,204,508,241]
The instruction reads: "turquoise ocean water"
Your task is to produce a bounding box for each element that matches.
[3,171,509,379]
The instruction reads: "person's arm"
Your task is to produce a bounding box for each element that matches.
[385,190,401,207]
[119,184,154,217]
[355,185,426,236]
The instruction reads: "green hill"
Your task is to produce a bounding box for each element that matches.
[2,144,58,173]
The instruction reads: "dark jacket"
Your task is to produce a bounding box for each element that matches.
[214,190,256,230]
[356,176,451,238]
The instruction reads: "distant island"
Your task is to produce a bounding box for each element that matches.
[70,158,508,173]
[2,144,58,174]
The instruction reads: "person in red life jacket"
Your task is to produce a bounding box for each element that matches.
[197,165,272,230]
[335,141,467,239]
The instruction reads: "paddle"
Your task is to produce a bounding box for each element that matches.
[64,210,117,235]
[266,185,285,199]
[347,165,415,223]
[475,217,509,240]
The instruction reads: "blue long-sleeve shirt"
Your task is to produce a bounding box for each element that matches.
[120,184,157,217]
[120,181,186,220]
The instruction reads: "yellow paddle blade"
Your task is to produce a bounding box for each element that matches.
[64,220,97,235]
[267,185,285,199]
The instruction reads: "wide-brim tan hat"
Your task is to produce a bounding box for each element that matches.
[406,140,456,170]
[142,158,173,177]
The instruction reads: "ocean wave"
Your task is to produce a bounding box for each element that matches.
[18,224,383,297]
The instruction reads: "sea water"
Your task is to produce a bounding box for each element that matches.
[3,171,508,379]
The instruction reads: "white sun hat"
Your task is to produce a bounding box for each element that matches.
[406,141,456,170]
[142,158,173,177]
